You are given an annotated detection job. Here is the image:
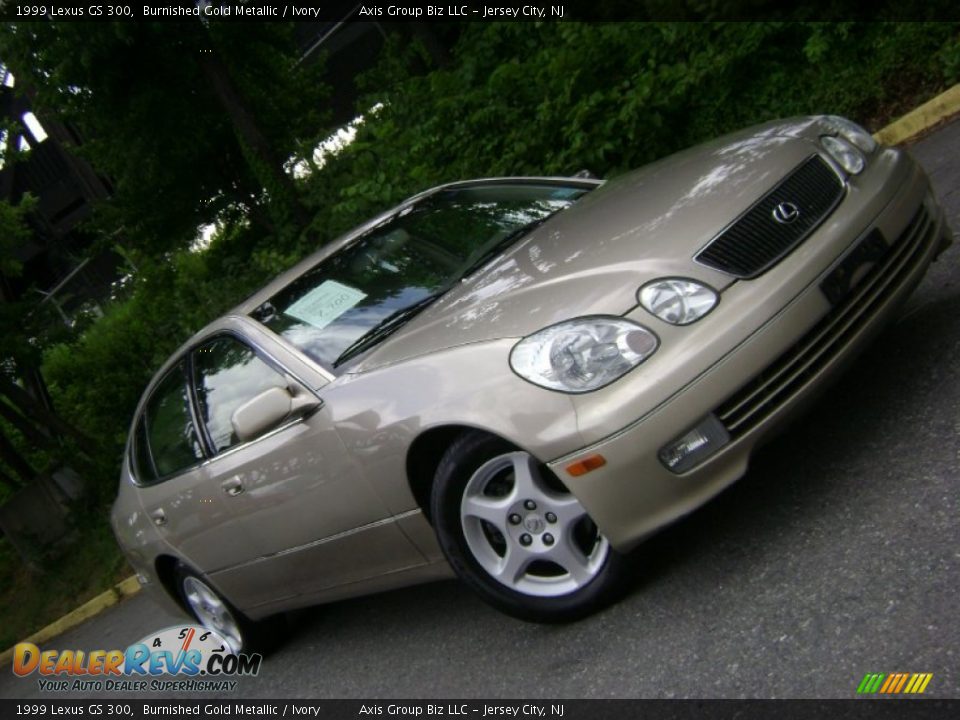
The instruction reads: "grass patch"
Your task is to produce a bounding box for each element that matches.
[0,517,129,650]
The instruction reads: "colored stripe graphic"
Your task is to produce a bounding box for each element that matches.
[857,673,932,694]
[893,674,909,693]
[857,673,880,693]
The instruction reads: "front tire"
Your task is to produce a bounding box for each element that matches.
[431,432,627,622]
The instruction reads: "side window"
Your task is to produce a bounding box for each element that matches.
[192,336,287,453]
[139,363,205,482]
[131,417,156,482]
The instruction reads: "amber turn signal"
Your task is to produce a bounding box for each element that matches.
[565,454,607,477]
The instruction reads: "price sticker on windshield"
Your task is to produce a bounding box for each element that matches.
[284,280,367,330]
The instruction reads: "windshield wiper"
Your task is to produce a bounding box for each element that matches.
[333,218,549,368]
[332,291,445,368]
[456,217,549,280]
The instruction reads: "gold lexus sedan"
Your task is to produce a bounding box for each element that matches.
[112,116,952,652]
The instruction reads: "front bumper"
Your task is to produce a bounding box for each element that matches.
[549,160,950,552]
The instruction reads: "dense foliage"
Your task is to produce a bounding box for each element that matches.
[0,22,328,253]
[9,20,960,506]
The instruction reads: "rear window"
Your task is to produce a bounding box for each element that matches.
[132,363,204,484]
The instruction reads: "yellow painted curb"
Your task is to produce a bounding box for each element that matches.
[874,83,960,145]
[0,576,140,668]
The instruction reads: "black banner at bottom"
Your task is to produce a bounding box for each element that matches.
[1,699,959,720]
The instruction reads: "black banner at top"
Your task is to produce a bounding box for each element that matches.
[1,0,959,22]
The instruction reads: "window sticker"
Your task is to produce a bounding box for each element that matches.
[284,280,367,330]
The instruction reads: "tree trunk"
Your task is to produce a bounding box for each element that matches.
[0,375,92,447]
[0,399,55,450]
[196,48,310,232]
[0,428,36,484]
[0,465,19,493]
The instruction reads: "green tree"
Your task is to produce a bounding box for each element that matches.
[0,22,329,253]
[0,195,90,497]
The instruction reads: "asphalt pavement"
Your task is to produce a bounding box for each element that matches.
[2,118,959,700]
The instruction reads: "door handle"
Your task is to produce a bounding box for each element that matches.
[150,509,167,527]
[221,477,244,497]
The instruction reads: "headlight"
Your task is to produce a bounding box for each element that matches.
[639,279,717,325]
[510,317,658,393]
[820,135,865,175]
[821,115,877,153]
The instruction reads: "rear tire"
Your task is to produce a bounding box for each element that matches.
[175,564,284,654]
[430,431,627,622]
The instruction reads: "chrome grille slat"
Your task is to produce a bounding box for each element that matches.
[696,156,845,278]
[716,207,934,436]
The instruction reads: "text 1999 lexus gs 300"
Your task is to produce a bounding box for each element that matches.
[112,116,952,652]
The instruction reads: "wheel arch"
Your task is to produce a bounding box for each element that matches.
[154,554,189,614]
[406,424,512,523]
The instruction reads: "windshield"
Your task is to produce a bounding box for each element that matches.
[250,182,591,372]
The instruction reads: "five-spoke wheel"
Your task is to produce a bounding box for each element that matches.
[175,564,283,654]
[460,450,610,597]
[432,432,626,621]
[182,575,245,654]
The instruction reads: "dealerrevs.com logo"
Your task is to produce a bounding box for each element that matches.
[11,625,261,693]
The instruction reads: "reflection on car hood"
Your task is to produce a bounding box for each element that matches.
[355,117,827,372]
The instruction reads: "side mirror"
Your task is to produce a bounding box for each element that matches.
[230,385,321,443]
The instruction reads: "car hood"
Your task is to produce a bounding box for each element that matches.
[355,117,828,372]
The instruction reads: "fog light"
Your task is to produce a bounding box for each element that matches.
[659,415,730,473]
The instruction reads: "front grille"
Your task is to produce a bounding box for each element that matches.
[715,205,935,438]
[696,155,845,278]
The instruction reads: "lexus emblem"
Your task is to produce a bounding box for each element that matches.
[523,515,545,534]
[772,201,800,224]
